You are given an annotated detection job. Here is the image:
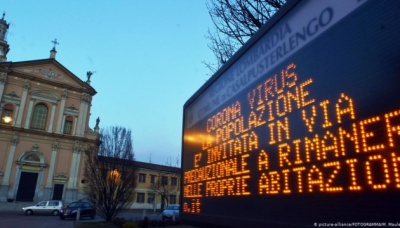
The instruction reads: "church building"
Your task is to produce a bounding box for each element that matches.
[0,14,99,203]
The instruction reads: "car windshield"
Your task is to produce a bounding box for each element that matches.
[165,206,179,210]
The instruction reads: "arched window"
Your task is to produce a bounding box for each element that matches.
[24,153,41,162]
[17,150,47,170]
[63,116,73,134]
[31,103,48,130]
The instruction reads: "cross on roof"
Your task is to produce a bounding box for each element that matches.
[2,12,5,20]
[51,39,59,50]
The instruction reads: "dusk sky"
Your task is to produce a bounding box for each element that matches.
[1,1,216,166]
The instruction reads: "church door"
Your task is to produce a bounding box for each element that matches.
[52,184,64,200]
[16,172,38,202]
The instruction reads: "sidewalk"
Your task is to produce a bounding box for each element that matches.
[118,209,162,220]
[0,201,162,218]
[0,202,196,227]
[0,201,31,213]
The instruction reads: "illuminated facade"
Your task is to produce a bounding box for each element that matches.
[0,15,98,202]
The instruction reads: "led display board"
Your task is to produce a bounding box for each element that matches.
[182,0,400,227]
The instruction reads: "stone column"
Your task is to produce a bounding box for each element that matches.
[56,89,67,133]
[46,143,58,187]
[76,93,90,137]
[43,142,59,199]
[81,103,88,135]
[15,79,30,127]
[0,72,6,122]
[74,151,82,188]
[65,141,82,202]
[68,150,82,189]
[0,72,7,98]
[24,99,34,129]
[60,115,66,133]
[1,138,19,185]
[72,116,78,135]
[47,104,56,133]
[75,105,84,136]
[0,137,19,201]
[12,105,18,126]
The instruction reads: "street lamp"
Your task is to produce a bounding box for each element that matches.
[1,105,13,124]
[2,114,12,123]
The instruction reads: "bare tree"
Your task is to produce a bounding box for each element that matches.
[150,161,180,211]
[83,126,137,221]
[204,0,285,73]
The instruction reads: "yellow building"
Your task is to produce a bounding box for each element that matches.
[0,14,98,202]
[98,156,181,211]
[132,161,181,210]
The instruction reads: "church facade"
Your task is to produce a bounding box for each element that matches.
[0,14,98,203]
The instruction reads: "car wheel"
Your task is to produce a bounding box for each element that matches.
[52,210,60,216]
[25,210,33,215]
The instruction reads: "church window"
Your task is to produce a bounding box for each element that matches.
[24,154,40,162]
[31,103,48,130]
[63,116,73,134]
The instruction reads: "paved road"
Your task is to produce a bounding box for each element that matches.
[0,210,164,228]
[0,211,75,228]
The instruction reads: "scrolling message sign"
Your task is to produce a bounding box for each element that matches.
[182,0,400,227]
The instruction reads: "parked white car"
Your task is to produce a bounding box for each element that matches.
[22,200,64,216]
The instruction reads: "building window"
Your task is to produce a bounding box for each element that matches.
[137,193,145,203]
[171,177,178,186]
[31,103,48,130]
[169,195,176,204]
[147,193,155,204]
[63,116,73,134]
[139,173,146,183]
[150,175,156,184]
[161,176,168,185]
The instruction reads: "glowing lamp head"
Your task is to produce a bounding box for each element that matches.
[1,106,13,124]
[2,115,12,123]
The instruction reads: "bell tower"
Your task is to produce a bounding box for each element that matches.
[0,12,10,62]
